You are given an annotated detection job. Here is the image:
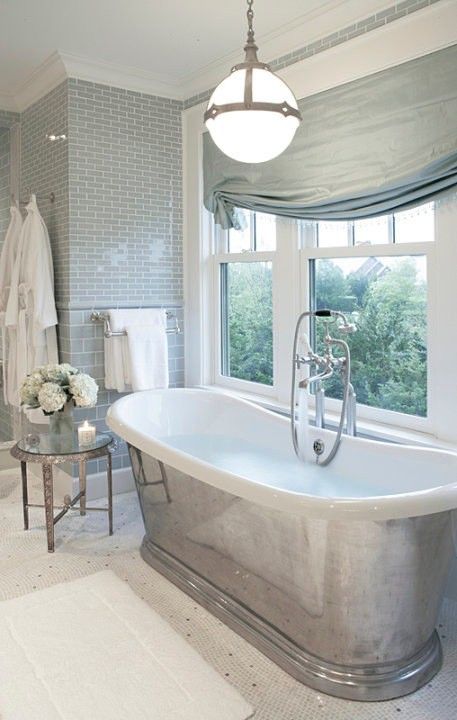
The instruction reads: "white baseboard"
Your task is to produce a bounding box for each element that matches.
[26,464,135,502]
[70,466,135,501]
[85,466,135,501]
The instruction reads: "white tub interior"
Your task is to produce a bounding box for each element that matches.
[107,388,457,521]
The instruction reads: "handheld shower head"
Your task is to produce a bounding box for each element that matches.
[315,309,357,334]
[338,322,357,334]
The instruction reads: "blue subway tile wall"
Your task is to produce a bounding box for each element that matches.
[0,114,19,441]
[0,129,12,441]
[19,80,184,474]
[19,82,71,446]
[20,81,70,305]
[0,129,10,240]
[63,306,184,473]
[67,79,183,308]
[65,80,184,473]
[0,110,19,129]
[183,0,443,110]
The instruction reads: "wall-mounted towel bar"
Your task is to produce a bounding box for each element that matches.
[90,310,181,338]
[11,190,55,205]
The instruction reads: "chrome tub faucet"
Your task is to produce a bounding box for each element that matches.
[291,309,357,465]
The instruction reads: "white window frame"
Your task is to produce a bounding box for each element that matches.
[210,217,302,403]
[301,230,435,433]
[213,250,277,397]
[210,209,441,434]
[189,172,457,446]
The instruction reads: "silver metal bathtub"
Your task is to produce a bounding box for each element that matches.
[128,443,454,702]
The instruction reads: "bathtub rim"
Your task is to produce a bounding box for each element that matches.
[107,387,457,521]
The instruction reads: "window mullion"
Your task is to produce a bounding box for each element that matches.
[389,213,395,244]
[219,263,229,377]
[428,199,457,441]
[214,225,228,254]
[273,219,302,404]
[304,242,434,260]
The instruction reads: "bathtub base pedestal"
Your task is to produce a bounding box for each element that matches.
[141,538,442,702]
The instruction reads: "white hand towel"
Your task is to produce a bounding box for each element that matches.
[105,309,169,392]
[104,335,126,393]
[126,323,169,391]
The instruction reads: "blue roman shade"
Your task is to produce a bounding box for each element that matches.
[203,45,457,229]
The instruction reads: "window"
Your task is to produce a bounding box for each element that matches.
[215,210,277,392]
[205,198,448,435]
[220,262,273,385]
[313,203,434,249]
[311,256,427,417]
[228,211,276,253]
[307,206,434,423]
[394,203,435,244]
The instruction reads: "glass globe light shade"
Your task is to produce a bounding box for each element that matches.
[205,68,300,163]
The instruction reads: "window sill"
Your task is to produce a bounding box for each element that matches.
[199,384,457,454]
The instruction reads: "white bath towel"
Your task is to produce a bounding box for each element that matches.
[104,334,126,393]
[126,323,169,391]
[0,206,22,405]
[104,309,169,392]
[5,196,58,421]
[104,309,146,392]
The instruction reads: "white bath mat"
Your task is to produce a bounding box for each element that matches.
[0,571,254,720]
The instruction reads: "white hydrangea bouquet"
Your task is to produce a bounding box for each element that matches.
[20,363,98,415]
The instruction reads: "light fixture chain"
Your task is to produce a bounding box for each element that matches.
[246,0,255,44]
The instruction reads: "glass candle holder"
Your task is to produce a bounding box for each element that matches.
[78,420,96,447]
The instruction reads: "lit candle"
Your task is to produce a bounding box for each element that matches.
[78,420,96,447]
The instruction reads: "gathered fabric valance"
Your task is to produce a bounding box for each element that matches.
[203,45,457,229]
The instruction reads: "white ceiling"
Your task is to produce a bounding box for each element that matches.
[0,0,405,109]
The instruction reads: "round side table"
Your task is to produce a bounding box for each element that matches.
[10,432,116,553]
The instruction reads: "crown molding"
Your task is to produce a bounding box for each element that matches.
[0,92,18,113]
[14,51,67,112]
[178,0,394,98]
[0,0,449,113]
[282,0,457,101]
[183,0,457,121]
[59,52,183,100]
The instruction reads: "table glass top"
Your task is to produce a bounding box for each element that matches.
[17,432,112,456]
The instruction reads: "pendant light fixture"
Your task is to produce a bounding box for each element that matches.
[204,0,302,164]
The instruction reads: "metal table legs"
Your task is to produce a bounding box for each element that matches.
[19,453,114,553]
[107,451,113,536]
[42,463,55,553]
[21,461,56,553]
[21,461,29,531]
[79,459,87,516]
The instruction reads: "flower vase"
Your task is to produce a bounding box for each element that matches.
[49,402,74,452]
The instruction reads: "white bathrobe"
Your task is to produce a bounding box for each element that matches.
[0,205,23,404]
[5,195,58,412]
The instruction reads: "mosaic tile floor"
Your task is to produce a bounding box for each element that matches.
[0,468,455,720]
